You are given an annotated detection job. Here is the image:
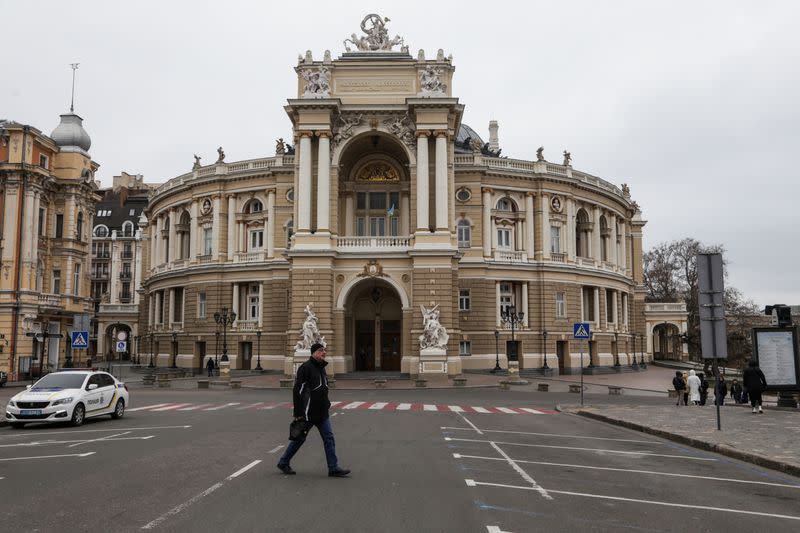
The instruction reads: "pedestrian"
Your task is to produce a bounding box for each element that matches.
[682,372,689,406]
[698,372,709,406]
[206,357,215,378]
[730,379,743,404]
[742,359,768,414]
[672,371,686,406]
[277,343,350,477]
[714,375,727,406]
[687,369,701,405]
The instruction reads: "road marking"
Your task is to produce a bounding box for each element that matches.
[330,401,343,407]
[68,431,131,448]
[471,406,491,413]
[259,402,289,410]
[424,404,437,411]
[490,441,551,500]
[151,404,192,412]
[236,402,264,410]
[177,404,214,411]
[456,413,483,436]
[448,405,464,412]
[203,403,240,411]
[0,452,96,462]
[141,459,262,530]
[444,437,717,461]
[518,408,544,414]
[453,454,800,489]
[486,526,513,533]
[396,403,412,410]
[0,425,190,438]
[468,480,800,521]
[440,427,656,444]
[496,407,517,414]
[128,404,170,412]
[343,401,365,409]
[369,402,388,410]
[0,436,155,448]
[268,445,284,454]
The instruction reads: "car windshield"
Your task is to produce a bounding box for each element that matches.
[31,373,87,390]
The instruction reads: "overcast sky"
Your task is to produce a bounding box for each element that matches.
[3,1,798,308]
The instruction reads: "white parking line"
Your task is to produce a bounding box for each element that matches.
[259,402,288,410]
[141,459,262,530]
[203,403,240,411]
[128,404,169,412]
[444,437,717,461]
[423,404,437,411]
[0,452,96,462]
[369,402,388,410]
[490,441,551,500]
[343,401,365,409]
[486,526,513,533]
[237,402,264,410]
[178,404,214,411]
[440,427,655,444]
[0,436,155,448]
[396,403,412,410]
[457,413,483,436]
[0,425,190,437]
[151,404,192,412]
[268,445,284,454]
[68,431,130,448]
[467,480,800,521]
[453,454,800,489]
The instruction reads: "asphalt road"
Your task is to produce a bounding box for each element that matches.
[1,386,799,532]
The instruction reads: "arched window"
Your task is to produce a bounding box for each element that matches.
[496,198,514,212]
[457,219,471,248]
[76,212,84,240]
[286,219,294,247]
[93,225,109,238]
[246,199,263,214]
[599,215,608,261]
[122,221,134,237]
[575,209,590,258]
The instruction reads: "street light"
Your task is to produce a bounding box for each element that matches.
[491,330,501,373]
[630,334,638,367]
[170,330,178,368]
[639,333,647,369]
[148,333,155,368]
[500,306,524,375]
[541,330,549,370]
[613,331,620,367]
[133,335,140,365]
[255,329,263,371]
[214,330,220,367]
[214,307,236,362]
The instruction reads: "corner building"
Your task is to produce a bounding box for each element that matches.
[141,24,652,375]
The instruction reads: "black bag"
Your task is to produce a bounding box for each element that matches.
[289,419,312,442]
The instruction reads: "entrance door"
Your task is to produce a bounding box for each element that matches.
[355,320,375,371]
[240,342,252,370]
[557,341,567,373]
[195,342,206,372]
[380,320,401,371]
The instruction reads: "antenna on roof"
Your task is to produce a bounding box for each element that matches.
[69,63,80,113]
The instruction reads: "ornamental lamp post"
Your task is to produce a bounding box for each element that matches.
[491,330,501,373]
[170,330,178,369]
[255,329,263,372]
[613,331,620,367]
[133,335,140,365]
[500,306,524,379]
[214,331,220,367]
[148,333,155,368]
[541,330,550,371]
[639,333,647,369]
[214,308,236,369]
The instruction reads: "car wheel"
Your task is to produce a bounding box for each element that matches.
[71,403,86,427]
[10,422,25,429]
[111,399,125,419]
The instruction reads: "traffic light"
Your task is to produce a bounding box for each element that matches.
[765,305,793,327]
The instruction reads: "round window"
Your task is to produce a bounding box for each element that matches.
[456,188,471,203]
[286,188,295,203]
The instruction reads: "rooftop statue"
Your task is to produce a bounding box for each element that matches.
[192,154,201,170]
[621,183,631,198]
[536,146,545,162]
[563,150,571,166]
[343,14,405,52]
[276,138,286,156]
[216,147,225,163]
[419,304,449,350]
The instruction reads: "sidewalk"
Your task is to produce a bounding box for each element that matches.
[565,403,800,478]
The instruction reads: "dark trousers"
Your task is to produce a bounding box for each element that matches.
[750,390,763,407]
[279,417,339,471]
[207,368,213,377]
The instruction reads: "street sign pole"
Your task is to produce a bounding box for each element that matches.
[580,340,584,407]
[698,253,726,432]
[573,322,591,407]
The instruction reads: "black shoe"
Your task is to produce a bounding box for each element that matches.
[328,467,350,478]
[277,463,296,475]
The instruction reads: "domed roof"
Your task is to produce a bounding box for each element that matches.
[454,123,484,154]
[50,113,91,152]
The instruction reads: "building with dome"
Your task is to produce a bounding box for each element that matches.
[0,113,101,378]
[140,15,686,376]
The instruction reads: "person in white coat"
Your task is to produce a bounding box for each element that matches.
[687,369,702,405]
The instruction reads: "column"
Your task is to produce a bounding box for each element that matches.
[593,287,600,327]
[317,132,331,232]
[167,288,174,327]
[31,192,41,264]
[344,193,354,236]
[227,195,237,260]
[482,189,492,257]
[297,132,313,231]
[189,200,199,260]
[623,293,629,327]
[525,192,534,259]
[434,131,448,231]
[258,282,264,328]
[416,132,429,231]
[232,283,240,327]
[619,220,627,271]
[521,282,529,328]
[400,193,410,235]
[592,206,602,261]
[540,195,550,260]
[21,190,35,263]
[495,282,501,326]
[267,190,275,258]
[610,214,618,265]
[109,236,119,304]
[155,215,163,265]
[168,208,177,263]
[149,294,155,328]
[155,291,162,325]
[133,236,143,305]
[612,290,619,325]
[150,219,158,267]
[566,199,575,261]
[212,196,221,260]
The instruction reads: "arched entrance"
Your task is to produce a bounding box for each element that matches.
[103,323,132,361]
[344,279,403,372]
[654,322,680,360]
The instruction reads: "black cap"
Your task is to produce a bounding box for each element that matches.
[310,343,325,355]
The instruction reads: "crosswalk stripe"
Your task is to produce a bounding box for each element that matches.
[128,404,169,412]
[472,406,491,413]
[204,403,240,411]
[448,405,464,412]
[151,404,192,411]
[496,407,517,414]
[237,402,264,410]
[259,402,287,410]
[423,404,437,411]
[519,408,544,414]
[343,401,365,409]
[330,401,344,408]
[396,403,412,410]
[178,404,214,411]
[369,402,388,410]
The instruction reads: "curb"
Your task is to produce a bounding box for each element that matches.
[574,409,800,479]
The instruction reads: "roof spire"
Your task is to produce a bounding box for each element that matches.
[69,63,79,113]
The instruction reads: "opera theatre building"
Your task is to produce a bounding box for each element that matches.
[141,15,666,377]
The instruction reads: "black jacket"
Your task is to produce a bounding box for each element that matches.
[672,376,685,391]
[292,356,331,424]
[743,366,767,393]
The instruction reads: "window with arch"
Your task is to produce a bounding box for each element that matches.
[122,221,134,237]
[93,225,109,238]
[575,208,590,258]
[496,198,514,212]
[599,215,609,262]
[457,219,471,248]
[246,199,263,214]
[76,212,84,240]
[286,219,294,247]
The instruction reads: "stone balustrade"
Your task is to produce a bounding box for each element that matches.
[336,236,412,251]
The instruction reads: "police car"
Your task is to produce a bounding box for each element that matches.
[5,370,129,429]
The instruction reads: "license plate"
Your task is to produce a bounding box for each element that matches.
[20,409,42,416]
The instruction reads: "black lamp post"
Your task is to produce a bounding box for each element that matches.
[587,331,595,368]
[215,330,220,367]
[639,333,647,369]
[148,333,155,368]
[170,330,178,368]
[491,330,501,373]
[255,329,263,371]
[133,335,139,365]
[630,334,638,366]
[613,331,620,366]
[500,306,524,374]
[541,330,549,370]
[214,307,236,362]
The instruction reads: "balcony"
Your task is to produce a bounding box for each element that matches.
[91,272,109,280]
[196,254,214,264]
[493,250,527,263]
[93,251,110,259]
[236,319,259,332]
[234,251,266,263]
[550,252,566,263]
[37,293,63,308]
[336,236,411,252]
[120,271,132,280]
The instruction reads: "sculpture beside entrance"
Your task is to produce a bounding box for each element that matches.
[289,304,327,376]
[418,304,459,377]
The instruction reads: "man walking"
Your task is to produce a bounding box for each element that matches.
[206,357,215,378]
[277,343,350,477]
[743,359,768,414]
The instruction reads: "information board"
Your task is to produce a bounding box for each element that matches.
[753,327,800,391]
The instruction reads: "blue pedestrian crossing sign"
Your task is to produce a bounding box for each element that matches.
[573,322,591,340]
[71,331,89,349]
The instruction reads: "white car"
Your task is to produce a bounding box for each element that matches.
[5,371,130,428]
